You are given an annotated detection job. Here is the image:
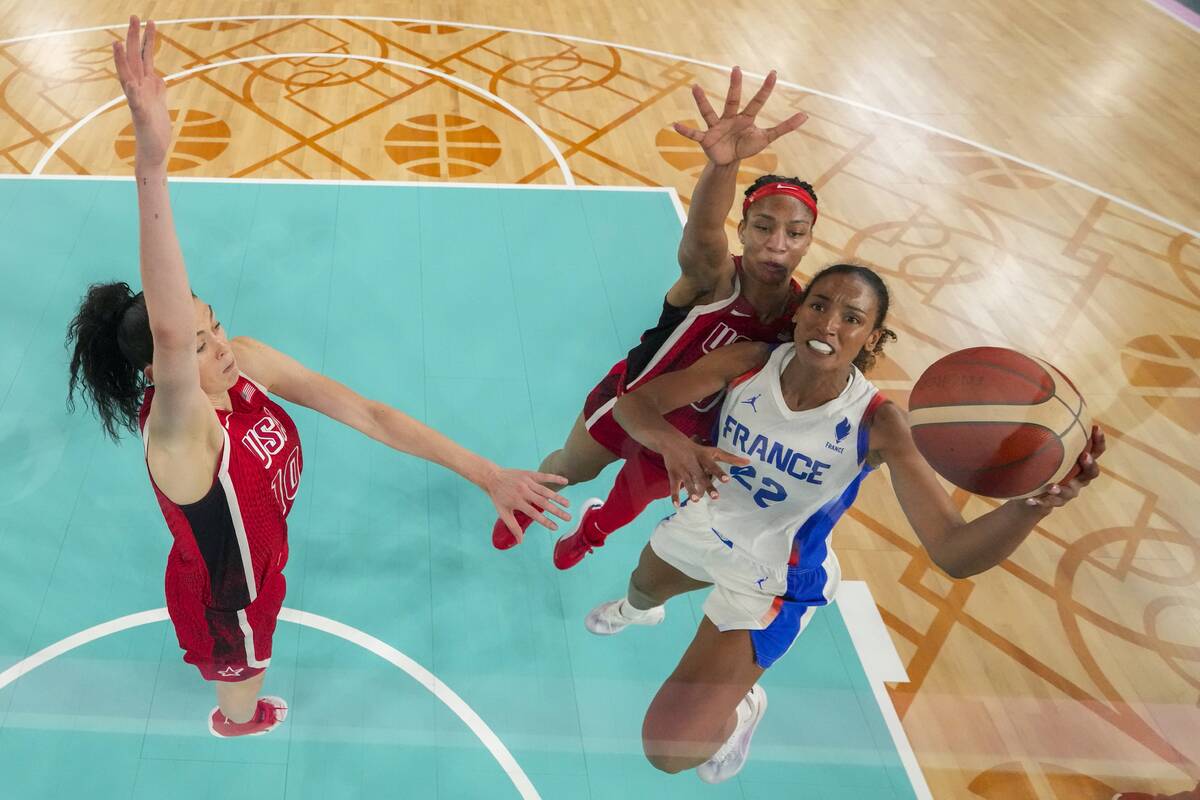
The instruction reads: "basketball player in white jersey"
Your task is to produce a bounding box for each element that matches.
[583,263,1105,782]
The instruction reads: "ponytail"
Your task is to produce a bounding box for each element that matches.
[66,282,153,441]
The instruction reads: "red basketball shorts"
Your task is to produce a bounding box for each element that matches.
[164,563,286,683]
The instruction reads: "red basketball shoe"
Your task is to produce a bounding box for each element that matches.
[552,499,606,570]
[209,696,288,738]
[492,511,534,550]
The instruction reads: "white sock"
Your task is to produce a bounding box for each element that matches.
[617,598,660,621]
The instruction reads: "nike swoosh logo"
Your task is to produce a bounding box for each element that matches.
[730,309,751,317]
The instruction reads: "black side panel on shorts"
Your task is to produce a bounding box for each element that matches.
[179,480,251,612]
[624,299,692,382]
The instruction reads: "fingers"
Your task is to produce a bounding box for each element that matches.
[498,511,524,544]
[531,472,569,487]
[666,468,688,507]
[672,121,705,143]
[711,448,750,466]
[530,485,572,522]
[1075,450,1100,484]
[765,111,808,143]
[740,69,777,118]
[142,20,157,77]
[520,502,560,532]
[125,15,141,73]
[679,459,723,503]
[112,41,130,87]
[692,83,719,128]
[1090,425,1107,458]
[721,66,743,118]
[1024,483,1063,509]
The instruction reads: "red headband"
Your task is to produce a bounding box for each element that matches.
[742,182,818,223]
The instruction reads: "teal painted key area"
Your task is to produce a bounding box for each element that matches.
[0,178,917,799]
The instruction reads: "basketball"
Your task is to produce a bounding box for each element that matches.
[908,347,1092,499]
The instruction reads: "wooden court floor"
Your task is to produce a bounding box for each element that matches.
[0,3,1197,799]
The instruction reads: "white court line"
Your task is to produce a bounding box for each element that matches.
[0,607,540,799]
[0,173,667,192]
[1,13,1196,238]
[1135,0,1200,32]
[837,581,931,800]
[30,52,574,185]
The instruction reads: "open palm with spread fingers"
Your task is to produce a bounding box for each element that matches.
[112,15,171,167]
[672,66,807,166]
[488,469,572,544]
[661,439,749,507]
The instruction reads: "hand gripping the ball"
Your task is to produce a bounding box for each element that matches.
[1021,426,1105,511]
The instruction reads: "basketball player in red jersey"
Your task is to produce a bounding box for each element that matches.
[65,17,569,738]
[491,67,815,569]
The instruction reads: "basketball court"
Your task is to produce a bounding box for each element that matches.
[0,5,1196,799]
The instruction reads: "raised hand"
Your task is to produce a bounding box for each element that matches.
[1024,426,1106,510]
[672,66,807,167]
[661,439,750,506]
[486,468,572,544]
[112,16,171,168]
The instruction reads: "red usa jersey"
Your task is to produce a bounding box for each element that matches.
[139,374,303,611]
[620,257,803,440]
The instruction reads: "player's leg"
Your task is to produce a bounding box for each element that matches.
[215,670,265,722]
[493,410,620,549]
[584,542,709,634]
[642,618,764,777]
[554,447,671,569]
[539,411,620,484]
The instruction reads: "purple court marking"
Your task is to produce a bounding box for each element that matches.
[1141,0,1200,31]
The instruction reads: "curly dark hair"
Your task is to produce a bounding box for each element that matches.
[801,263,898,373]
[66,282,155,441]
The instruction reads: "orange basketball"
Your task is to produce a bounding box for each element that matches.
[908,347,1092,499]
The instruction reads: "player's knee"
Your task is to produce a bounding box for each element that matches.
[643,749,691,774]
[641,705,703,773]
[641,732,693,774]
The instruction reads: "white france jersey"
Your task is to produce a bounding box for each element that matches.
[676,342,886,573]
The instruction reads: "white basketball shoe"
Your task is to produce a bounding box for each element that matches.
[697,685,768,783]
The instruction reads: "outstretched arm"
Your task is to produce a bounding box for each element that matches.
[613,341,766,504]
[672,68,807,301]
[232,337,570,536]
[115,16,213,448]
[873,403,1105,578]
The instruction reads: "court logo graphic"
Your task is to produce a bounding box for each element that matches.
[741,393,762,413]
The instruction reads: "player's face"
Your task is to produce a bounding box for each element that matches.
[737,194,813,285]
[191,297,238,395]
[792,273,883,369]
